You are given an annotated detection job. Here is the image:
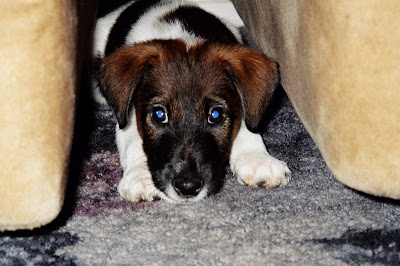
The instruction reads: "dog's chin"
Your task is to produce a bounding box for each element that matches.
[156,184,209,203]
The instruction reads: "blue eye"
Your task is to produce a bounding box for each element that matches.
[156,109,164,119]
[152,106,168,124]
[211,110,220,119]
[208,107,224,124]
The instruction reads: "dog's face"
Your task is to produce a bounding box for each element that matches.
[98,40,278,201]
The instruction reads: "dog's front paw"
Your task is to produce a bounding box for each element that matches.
[231,152,291,189]
[117,169,161,202]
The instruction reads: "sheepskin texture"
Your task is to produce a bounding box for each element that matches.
[232,0,400,199]
[0,0,95,231]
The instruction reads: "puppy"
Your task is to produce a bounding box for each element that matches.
[92,0,291,203]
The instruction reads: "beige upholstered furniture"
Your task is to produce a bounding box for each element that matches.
[1,0,398,232]
[0,0,96,231]
[232,0,400,199]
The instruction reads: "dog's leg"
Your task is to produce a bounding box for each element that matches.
[116,113,162,202]
[91,81,108,105]
[230,120,291,188]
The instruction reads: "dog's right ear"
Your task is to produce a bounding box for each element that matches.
[97,43,160,129]
[207,44,279,132]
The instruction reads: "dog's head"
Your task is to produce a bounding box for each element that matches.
[98,39,278,201]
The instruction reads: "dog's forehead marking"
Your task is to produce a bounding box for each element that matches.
[150,68,232,112]
[147,45,232,99]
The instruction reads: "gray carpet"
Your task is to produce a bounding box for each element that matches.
[1,86,399,265]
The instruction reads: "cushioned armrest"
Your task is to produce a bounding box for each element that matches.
[0,0,79,231]
[232,0,400,199]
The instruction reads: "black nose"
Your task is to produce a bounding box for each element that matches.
[173,178,203,198]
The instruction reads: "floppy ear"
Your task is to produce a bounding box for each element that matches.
[97,43,160,129]
[211,45,279,132]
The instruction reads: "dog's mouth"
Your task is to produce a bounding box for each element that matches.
[147,154,228,202]
[153,177,210,203]
[149,161,225,203]
[160,183,209,203]
[153,185,208,203]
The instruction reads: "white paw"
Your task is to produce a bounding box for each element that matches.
[231,152,291,189]
[117,168,161,202]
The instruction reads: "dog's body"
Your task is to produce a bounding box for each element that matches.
[92,0,291,203]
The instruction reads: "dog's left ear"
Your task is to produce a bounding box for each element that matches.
[97,43,161,129]
[211,45,279,132]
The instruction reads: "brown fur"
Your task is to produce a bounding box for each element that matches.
[132,41,242,150]
[207,44,279,131]
[98,40,186,129]
[97,39,280,199]
[99,40,278,133]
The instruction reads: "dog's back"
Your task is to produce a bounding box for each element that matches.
[93,0,242,58]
